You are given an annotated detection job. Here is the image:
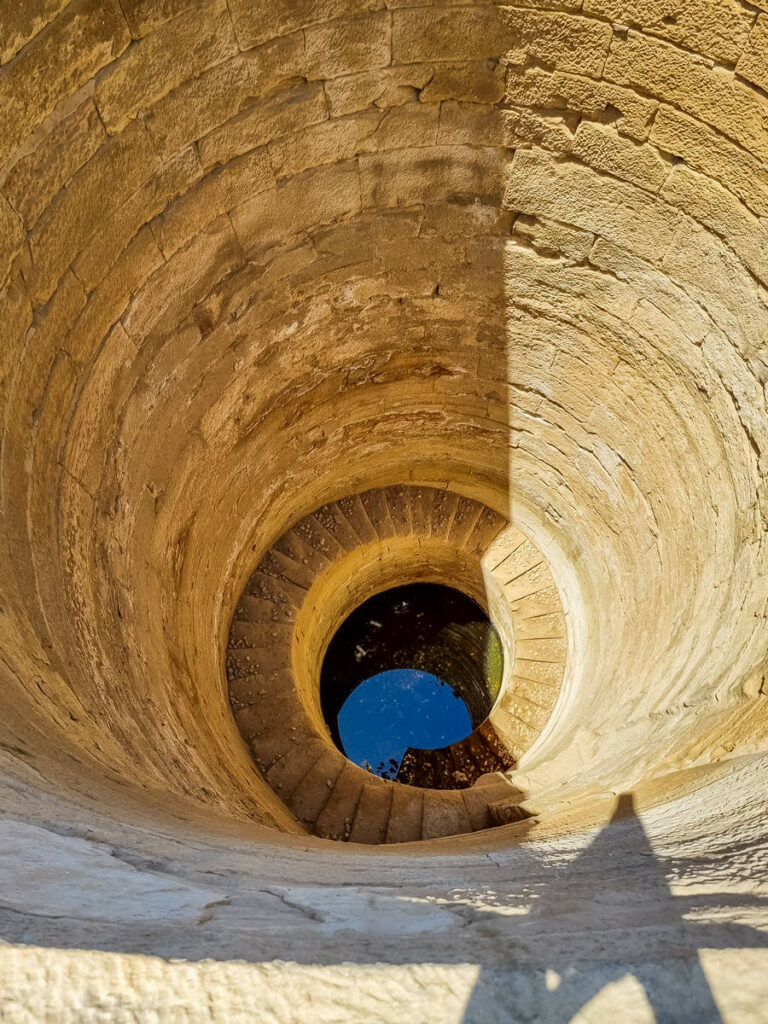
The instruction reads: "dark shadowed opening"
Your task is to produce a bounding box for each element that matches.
[320,583,503,781]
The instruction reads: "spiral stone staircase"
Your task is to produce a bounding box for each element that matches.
[226,484,566,842]
[1,0,768,1020]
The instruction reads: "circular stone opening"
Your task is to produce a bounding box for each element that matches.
[320,583,503,782]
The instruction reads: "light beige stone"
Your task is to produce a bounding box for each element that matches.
[0,1,765,1019]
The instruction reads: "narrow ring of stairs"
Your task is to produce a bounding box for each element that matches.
[226,486,567,844]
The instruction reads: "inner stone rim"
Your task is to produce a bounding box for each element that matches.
[320,582,504,775]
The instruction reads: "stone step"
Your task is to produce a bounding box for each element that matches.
[288,747,347,826]
[245,571,307,610]
[228,620,293,650]
[358,488,396,540]
[349,780,394,845]
[513,610,566,639]
[405,485,436,536]
[292,513,346,563]
[384,484,413,536]
[273,527,334,582]
[464,504,505,555]
[312,500,361,552]
[446,495,483,548]
[313,761,369,841]
[431,748,457,789]
[461,772,524,831]
[385,785,423,844]
[422,789,471,840]
[336,493,379,545]
[495,539,544,586]
[233,593,297,625]
[429,489,460,539]
[266,738,327,802]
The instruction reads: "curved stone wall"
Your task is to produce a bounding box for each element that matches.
[1,0,767,1017]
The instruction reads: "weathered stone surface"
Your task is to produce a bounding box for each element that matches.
[0,0,766,1018]
[94,0,238,132]
[0,0,129,165]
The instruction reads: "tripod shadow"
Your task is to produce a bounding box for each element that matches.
[461,793,768,1023]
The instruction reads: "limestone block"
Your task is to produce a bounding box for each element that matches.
[570,121,670,193]
[660,165,768,286]
[268,110,383,179]
[0,272,33,415]
[231,160,361,255]
[394,6,612,78]
[582,0,754,63]
[324,65,435,117]
[512,215,594,263]
[0,95,105,228]
[94,0,238,133]
[228,0,385,51]
[121,216,240,339]
[27,121,160,306]
[304,11,391,79]
[0,0,130,166]
[605,31,768,162]
[197,79,329,171]
[737,15,768,94]
[0,0,70,64]
[119,0,201,37]
[72,146,203,291]
[505,66,657,142]
[419,61,506,105]
[437,102,509,148]
[143,36,305,159]
[0,196,24,286]
[66,228,163,363]
[153,147,273,256]
[505,149,681,267]
[650,105,768,217]
[359,145,507,208]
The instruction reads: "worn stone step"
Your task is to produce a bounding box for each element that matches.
[490,706,539,761]
[431,748,457,789]
[358,487,396,540]
[503,562,553,603]
[245,571,307,610]
[461,772,524,830]
[349,781,394,845]
[227,667,294,711]
[513,610,566,639]
[271,531,333,586]
[313,761,369,841]
[429,489,460,539]
[312,500,361,552]
[478,721,516,768]
[292,513,346,563]
[422,789,472,840]
[228,620,293,650]
[446,495,483,548]
[336,493,378,544]
[495,540,544,586]
[464,504,505,555]
[288,747,346,826]
[385,785,424,844]
[445,738,478,787]
[405,485,436,536]
[384,484,412,536]
[266,738,326,801]
[233,593,297,625]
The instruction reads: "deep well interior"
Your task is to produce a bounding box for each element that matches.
[1,0,768,1019]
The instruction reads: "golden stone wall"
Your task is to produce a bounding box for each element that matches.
[0,1,767,1019]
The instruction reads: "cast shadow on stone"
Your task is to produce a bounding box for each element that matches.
[461,793,768,1024]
